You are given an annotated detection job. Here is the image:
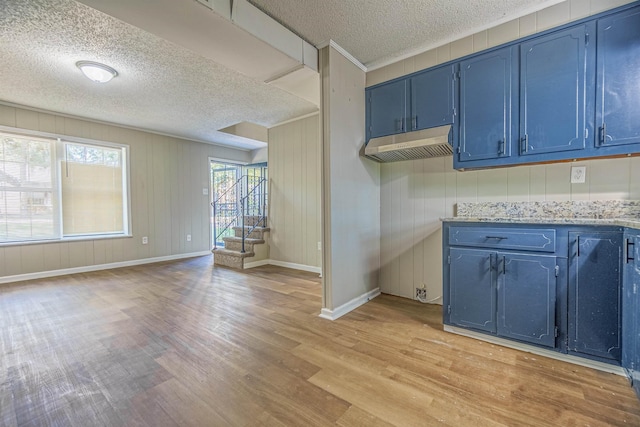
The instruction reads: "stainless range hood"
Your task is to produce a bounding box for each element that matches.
[364,124,453,163]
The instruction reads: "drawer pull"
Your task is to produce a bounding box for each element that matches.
[485,236,508,240]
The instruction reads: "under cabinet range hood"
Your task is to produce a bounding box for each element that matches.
[364,125,453,162]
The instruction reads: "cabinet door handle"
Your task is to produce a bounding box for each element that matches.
[401,118,405,132]
[498,140,505,155]
[486,236,508,240]
[502,256,506,275]
[576,236,580,257]
[626,239,635,264]
[521,134,529,153]
[412,116,418,130]
[600,122,607,145]
[489,253,494,271]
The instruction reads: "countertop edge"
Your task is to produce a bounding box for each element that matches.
[440,217,640,230]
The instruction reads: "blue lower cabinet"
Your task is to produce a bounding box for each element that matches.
[498,253,557,347]
[568,231,623,362]
[444,222,628,366]
[449,248,496,333]
[623,231,640,398]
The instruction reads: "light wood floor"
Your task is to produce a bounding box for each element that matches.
[1,256,639,426]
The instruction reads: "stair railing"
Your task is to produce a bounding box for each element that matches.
[212,174,268,252]
[211,176,243,250]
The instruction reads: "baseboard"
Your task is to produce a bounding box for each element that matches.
[0,251,212,285]
[444,325,625,376]
[319,287,381,321]
[244,259,322,274]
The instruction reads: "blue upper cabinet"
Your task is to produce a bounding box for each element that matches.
[366,64,455,142]
[366,79,407,140]
[596,7,640,151]
[456,46,518,168]
[519,23,596,158]
[410,64,456,131]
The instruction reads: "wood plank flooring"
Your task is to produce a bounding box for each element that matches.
[1,256,639,426]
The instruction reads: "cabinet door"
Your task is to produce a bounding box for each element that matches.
[458,46,517,163]
[367,79,408,139]
[449,248,496,333]
[569,232,622,361]
[410,64,455,131]
[596,7,640,148]
[623,232,640,397]
[520,23,595,156]
[497,253,557,347]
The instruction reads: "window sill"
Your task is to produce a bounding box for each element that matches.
[0,234,133,248]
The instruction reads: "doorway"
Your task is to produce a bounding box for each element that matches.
[210,161,267,249]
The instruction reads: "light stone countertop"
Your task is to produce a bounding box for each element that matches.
[440,201,640,230]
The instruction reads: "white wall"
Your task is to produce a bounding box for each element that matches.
[0,103,250,279]
[374,0,638,302]
[321,44,381,313]
[267,114,322,269]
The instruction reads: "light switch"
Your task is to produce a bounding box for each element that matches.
[571,166,586,184]
[202,188,209,195]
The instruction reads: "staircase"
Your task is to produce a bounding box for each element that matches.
[211,172,269,269]
[212,215,269,269]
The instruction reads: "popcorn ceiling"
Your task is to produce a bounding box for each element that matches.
[249,0,565,69]
[0,0,317,149]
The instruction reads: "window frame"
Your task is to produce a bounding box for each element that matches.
[0,125,132,247]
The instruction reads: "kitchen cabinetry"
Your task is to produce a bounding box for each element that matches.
[366,64,456,141]
[623,230,640,398]
[519,23,595,158]
[595,7,640,151]
[568,231,622,362]
[456,46,518,168]
[444,222,627,365]
[367,79,407,139]
[446,225,560,349]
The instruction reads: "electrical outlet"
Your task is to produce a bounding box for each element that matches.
[415,288,427,301]
[142,236,148,245]
[317,241,321,250]
[571,166,586,184]
[202,188,208,195]
[186,234,191,242]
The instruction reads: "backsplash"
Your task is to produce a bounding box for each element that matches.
[456,200,640,220]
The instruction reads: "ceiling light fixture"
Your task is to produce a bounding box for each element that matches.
[76,61,118,83]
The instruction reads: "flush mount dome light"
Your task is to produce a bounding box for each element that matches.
[76,61,118,83]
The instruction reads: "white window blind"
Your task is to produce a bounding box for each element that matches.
[0,130,129,244]
[0,134,56,242]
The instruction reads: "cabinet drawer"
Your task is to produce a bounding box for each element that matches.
[449,227,556,252]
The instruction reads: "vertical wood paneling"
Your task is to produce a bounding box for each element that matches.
[267,114,321,268]
[0,104,249,279]
[380,156,638,300]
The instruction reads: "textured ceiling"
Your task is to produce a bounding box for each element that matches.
[0,0,566,150]
[0,0,318,149]
[249,0,564,69]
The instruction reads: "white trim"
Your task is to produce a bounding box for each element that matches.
[316,40,367,72]
[243,259,271,269]
[0,251,211,285]
[0,100,251,152]
[270,111,320,129]
[319,287,381,321]
[444,325,625,376]
[243,258,322,274]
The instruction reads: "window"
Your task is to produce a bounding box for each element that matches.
[0,130,129,244]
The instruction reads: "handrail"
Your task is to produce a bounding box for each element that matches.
[212,176,243,205]
[212,172,268,253]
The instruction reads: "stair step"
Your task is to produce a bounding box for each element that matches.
[233,226,270,239]
[222,236,265,252]
[243,216,267,227]
[212,248,255,269]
